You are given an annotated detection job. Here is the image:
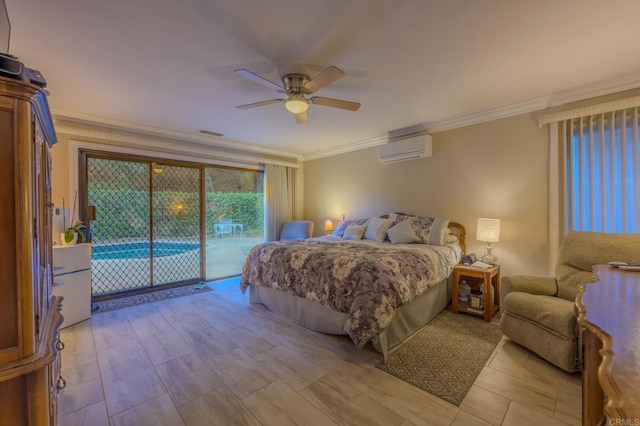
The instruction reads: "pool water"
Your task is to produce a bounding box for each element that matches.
[92,242,200,260]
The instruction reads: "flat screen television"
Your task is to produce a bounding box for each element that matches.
[0,0,9,54]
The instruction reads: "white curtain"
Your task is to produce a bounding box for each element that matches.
[264,164,298,241]
[560,108,640,233]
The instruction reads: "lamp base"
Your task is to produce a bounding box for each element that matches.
[481,253,498,265]
[482,243,498,265]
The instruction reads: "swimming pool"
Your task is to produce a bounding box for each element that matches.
[92,242,200,260]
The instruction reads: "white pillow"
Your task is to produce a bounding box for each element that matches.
[387,219,420,244]
[342,225,366,240]
[426,218,451,246]
[364,217,394,242]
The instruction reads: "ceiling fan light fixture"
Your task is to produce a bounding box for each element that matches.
[235,66,358,123]
[285,97,309,114]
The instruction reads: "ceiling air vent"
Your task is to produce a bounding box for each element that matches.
[197,129,224,137]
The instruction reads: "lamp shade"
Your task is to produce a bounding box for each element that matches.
[476,218,501,242]
[324,220,334,232]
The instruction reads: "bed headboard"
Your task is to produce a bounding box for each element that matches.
[449,222,466,254]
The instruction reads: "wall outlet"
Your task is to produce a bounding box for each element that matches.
[52,207,70,243]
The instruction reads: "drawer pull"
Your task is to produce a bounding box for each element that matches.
[56,340,65,351]
[53,266,66,271]
[56,377,66,390]
[53,281,65,287]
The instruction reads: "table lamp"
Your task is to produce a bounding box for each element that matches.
[476,218,501,264]
[324,219,334,236]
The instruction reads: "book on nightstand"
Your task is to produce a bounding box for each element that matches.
[470,260,493,269]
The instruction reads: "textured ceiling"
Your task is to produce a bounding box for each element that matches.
[6,0,640,155]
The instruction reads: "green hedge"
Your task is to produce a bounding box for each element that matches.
[89,190,264,242]
[204,192,264,235]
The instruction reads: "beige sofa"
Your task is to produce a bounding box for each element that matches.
[500,232,640,372]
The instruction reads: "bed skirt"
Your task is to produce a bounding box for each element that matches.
[248,278,451,360]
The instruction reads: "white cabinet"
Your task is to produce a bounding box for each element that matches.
[53,244,92,328]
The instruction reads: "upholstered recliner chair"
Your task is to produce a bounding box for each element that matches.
[500,232,640,372]
[279,221,314,241]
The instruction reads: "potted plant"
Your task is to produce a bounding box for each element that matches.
[64,219,87,244]
[62,191,87,245]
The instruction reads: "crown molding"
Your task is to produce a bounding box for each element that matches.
[54,121,302,169]
[52,109,303,162]
[302,71,640,161]
[546,70,640,107]
[424,97,550,134]
[303,135,388,161]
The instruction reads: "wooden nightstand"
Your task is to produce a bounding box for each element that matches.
[452,264,500,322]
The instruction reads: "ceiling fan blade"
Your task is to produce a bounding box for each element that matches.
[236,99,284,110]
[234,69,284,92]
[310,96,361,111]
[295,111,308,124]
[303,66,345,94]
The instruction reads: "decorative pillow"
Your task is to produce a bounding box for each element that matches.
[332,218,369,237]
[342,225,366,240]
[364,217,394,242]
[446,234,459,244]
[393,214,450,245]
[386,219,420,244]
[427,218,451,245]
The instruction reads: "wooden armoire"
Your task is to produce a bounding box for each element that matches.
[0,76,63,424]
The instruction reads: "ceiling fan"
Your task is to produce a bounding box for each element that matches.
[234,66,361,124]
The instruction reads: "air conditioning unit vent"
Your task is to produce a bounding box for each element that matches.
[378,134,432,164]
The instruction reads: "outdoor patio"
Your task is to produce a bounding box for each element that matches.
[205,234,266,280]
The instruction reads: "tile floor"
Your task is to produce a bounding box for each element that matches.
[57,277,582,425]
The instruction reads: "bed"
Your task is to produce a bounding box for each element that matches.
[240,214,465,359]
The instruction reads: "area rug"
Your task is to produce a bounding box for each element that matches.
[376,309,503,406]
[93,283,213,313]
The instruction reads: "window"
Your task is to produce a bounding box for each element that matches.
[561,108,640,233]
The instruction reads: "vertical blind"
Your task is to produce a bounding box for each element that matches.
[562,107,640,233]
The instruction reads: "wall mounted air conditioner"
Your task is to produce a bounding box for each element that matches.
[378,134,433,164]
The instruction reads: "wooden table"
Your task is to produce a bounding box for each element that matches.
[452,264,500,322]
[576,264,640,425]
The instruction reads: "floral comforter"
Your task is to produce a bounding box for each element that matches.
[240,237,461,348]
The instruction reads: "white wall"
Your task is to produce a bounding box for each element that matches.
[303,113,550,277]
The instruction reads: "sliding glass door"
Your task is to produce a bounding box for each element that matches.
[80,151,264,299]
[85,157,152,296]
[83,155,203,298]
[204,166,265,280]
[151,163,202,285]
